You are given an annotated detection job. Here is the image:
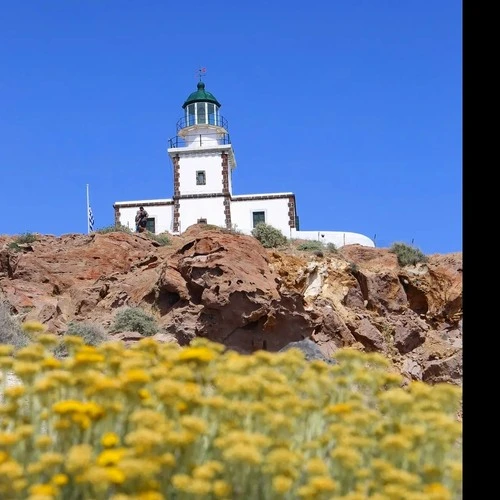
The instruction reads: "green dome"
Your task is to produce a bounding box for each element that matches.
[182,81,221,109]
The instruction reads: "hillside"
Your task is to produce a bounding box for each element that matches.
[0,225,462,386]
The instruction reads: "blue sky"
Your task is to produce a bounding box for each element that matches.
[0,1,462,255]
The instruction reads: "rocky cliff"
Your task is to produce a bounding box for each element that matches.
[0,225,462,386]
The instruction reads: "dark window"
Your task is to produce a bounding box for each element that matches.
[197,218,207,224]
[196,171,206,185]
[252,211,265,228]
[146,218,155,233]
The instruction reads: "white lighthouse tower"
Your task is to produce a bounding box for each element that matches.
[167,78,236,233]
[113,76,374,248]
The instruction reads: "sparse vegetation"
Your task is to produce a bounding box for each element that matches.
[7,232,38,252]
[390,242,428,267]
[326,242,338,253]
[251,223,288,248]
[0,302,30,348]
[110,306,159,337]
[296,240,325,252]
[145,232,171,246]
[348,262,359,274]
[65,321,108,346]
[95,224,133,234]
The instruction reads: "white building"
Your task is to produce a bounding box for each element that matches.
[113,80,374,248]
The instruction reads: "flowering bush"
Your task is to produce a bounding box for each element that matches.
[0,322,462,499]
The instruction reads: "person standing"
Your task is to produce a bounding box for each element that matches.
[135,206,149,232]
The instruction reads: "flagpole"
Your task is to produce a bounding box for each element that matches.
[86,184,90,235]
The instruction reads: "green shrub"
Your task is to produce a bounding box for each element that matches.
[65,321,108,346]
[0,302,30,348]
[251,223,288,248]
[297,240,325,252]
[110,307,159,337]
[145,232,171,246]
[7,232,38,252]
[15,232,37,244]
[390,242,428,266]
[95,224,133,234]
[326,242,338,253]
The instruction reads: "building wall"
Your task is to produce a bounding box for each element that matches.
[230,197,292,236]
[177,152,224,196]
[291,229,375,248]
[114,202,174,234]
[178,197,226,232]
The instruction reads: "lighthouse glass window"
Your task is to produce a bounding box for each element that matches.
[197,103,206,124]
[187,104,196,126]
[196,171,206,185]
[207,103,215,125]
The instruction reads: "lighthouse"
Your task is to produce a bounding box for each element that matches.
[113,76,374,248]
[167,79,236,233]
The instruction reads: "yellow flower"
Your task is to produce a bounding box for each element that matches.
[305,458,329,475]
[178,346,216,363]
[106,467,126,484]
[223,443,262,465]
[308,475,337,492]
[330,446,362,469]
[380,434,413,452]
[0,459,23,478]
[179,415,208,434]
[41,357,62,369]
[272,475,293,493]
[35,436,53,449]
[158,453,176,467]
[0,432,19,447]
[39,452,65,467]
[3,385,25,399]
[13,360,40,377]
[213,480,231,498]
[138,492,164,500]
[424,482,452,500]
[65,444,93,473]
[28,483,57,496]
[325,402,353,415]
[0,345,14,356]
[125,429,163,450]
[121,369,151,385]
[96,448,127,467]
[37,333,59,347]
[22,321,46,333]
[51,474,68,486]
[101,432,120,448]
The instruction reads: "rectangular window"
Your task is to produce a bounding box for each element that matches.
[196,170,206,185]
[146,217,155,233]
[197,102,206,124]
[207,103,215,125]
[187,104,196,126]
[252,211,266,228]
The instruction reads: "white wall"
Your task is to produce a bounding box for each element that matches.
[230,197,291,236]
[178,152,223,195]
[182,127,223,147]
[116,203,174,234]
[179,197,226,232]
[291,229,375,248]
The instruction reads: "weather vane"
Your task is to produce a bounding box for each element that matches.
[197,67,207,81]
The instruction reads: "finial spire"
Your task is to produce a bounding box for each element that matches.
[198,67,207,81]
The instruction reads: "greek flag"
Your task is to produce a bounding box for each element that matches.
[88,206,95,232]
